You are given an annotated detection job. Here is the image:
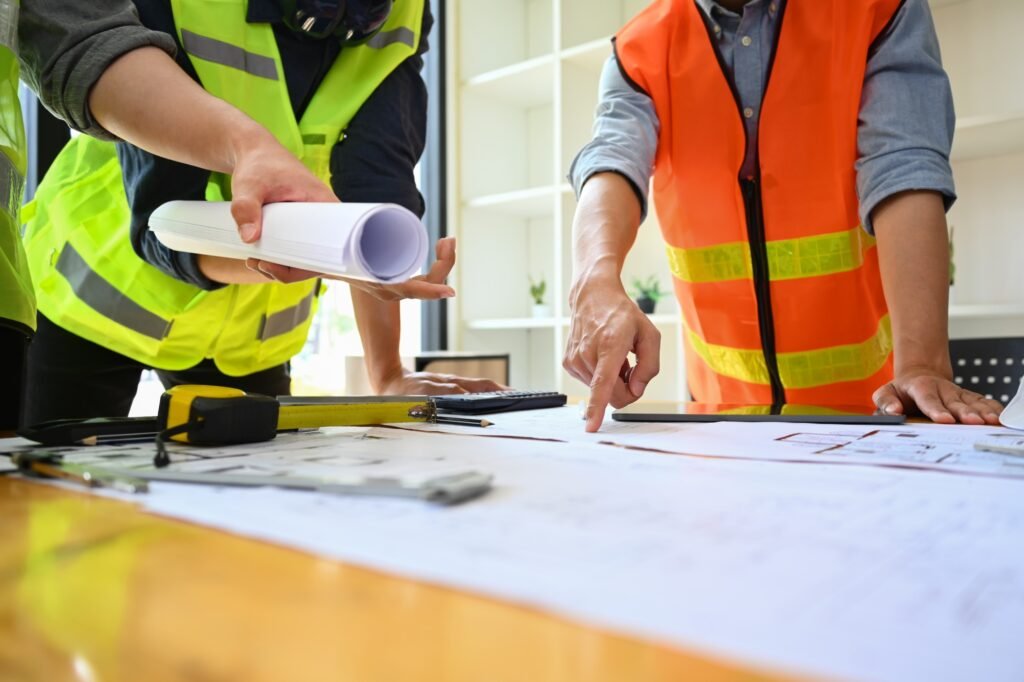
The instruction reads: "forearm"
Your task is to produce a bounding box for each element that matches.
[351,288,403,392]
[88,46,277,175]
[571,172,644,300]
[872,190,951,376]
[195,256,272,285]
[18,1,177,139]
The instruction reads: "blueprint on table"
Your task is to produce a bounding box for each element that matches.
[3,425,1023,682]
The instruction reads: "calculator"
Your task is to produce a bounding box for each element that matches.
[432,390,568,415]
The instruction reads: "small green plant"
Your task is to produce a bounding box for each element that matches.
[529,276,547,305]
[631,276,664,303]
[948,225,956,286]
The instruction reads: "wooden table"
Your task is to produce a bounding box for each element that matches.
[0,478,785,681]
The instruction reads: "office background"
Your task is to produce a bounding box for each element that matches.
[22,0,1024,404]
[445,0,1024,400]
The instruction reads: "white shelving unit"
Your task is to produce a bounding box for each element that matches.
[447,0,1024,399]
[936,0,1024,339]
[448,0,679,400]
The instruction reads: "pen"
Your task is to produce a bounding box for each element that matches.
[75,434,160,446]
[434,415,493,428]
[20,458,100,487]
[12,453,149,494]
[60,462,150,494]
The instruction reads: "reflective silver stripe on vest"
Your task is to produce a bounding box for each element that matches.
[257,288,316,341]
[366,27,416,49]
[181,29,279,81]
[301,133,327,145]
[0,147,24,222]
[56,244,173,341]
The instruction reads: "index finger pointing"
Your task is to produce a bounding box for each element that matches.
[586,353,626,432]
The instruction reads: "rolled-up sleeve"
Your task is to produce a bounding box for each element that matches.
[18,1,176,141]
[856,0,956,234]
[568,54,659,220]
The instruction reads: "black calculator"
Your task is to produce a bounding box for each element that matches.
[432,390,568,415]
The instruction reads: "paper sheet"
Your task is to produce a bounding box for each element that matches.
[402,406,1024,479]
[8,427,1024,682]
[150,200,427,282]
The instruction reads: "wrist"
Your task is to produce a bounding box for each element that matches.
[570,257,625,306]
[367,361,407,394]
[894,360,953,380]
[893,345,952,380]
[225,118,279,174]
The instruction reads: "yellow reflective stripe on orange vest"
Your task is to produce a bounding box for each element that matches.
[687,314,893,388]
[666,225,876,283]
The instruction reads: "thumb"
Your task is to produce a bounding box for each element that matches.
[873,383,904,415]
[435,236,456,263]
[628,322,661,398]
[231,188,263,243]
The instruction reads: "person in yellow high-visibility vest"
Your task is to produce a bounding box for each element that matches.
[0,0,29,432]
[20,0,501,425]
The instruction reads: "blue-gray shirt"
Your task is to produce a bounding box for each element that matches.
[569,0,956,232]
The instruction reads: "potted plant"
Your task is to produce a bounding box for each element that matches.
[948,225,956,303]
[631,276,663,314]
[529,276,550,318]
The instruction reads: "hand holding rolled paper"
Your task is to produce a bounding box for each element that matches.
[151,200,456,301]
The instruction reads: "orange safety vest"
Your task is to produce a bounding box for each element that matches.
[616,0,902,407]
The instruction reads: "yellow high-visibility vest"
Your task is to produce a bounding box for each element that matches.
[0,0,33,335]
[23,0,424,375]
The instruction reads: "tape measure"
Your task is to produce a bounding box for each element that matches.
[157,385,436,450]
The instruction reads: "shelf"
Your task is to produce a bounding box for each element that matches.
[561,38,613,71]
[468,308,1024,330]
[465,184,572,218]
[466,313,681,331]
[949,304,1024,319]
[952,112,1024,162]
[463,55,554,108]
[466,317,562,331]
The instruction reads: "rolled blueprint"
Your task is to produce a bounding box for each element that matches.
[150,201,428,283]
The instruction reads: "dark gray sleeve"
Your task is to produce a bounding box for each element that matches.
[567,55,658,220]
[118,142,225,291]
[17,1,176,141]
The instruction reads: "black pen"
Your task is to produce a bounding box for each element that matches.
[75,434,158,446]
[434,415,493,428]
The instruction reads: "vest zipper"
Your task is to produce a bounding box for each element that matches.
[741,177,785,405]
[697,2,790,405]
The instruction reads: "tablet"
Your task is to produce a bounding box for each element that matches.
[612,402,906,425]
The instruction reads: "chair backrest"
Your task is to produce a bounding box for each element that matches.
[949,337,1024,405]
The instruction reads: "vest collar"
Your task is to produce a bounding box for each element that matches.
[246,0,284,24]
[696,0,783,20]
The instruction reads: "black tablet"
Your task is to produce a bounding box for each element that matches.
[612,402,906,425]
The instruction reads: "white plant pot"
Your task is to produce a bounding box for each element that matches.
[531,304,552,319]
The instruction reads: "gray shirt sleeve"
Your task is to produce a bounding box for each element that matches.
[17,1,176,141]
[855,0,956,234]
[568,54,658,220]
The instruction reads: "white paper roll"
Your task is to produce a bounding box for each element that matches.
[150,201,428,283]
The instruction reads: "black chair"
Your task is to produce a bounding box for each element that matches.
[949,337,1024,405]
